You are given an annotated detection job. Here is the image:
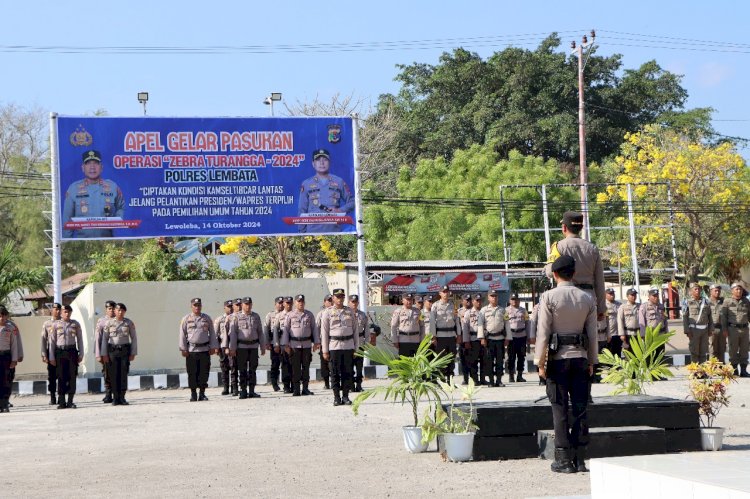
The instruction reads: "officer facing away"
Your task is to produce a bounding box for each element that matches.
[535,255,598,474]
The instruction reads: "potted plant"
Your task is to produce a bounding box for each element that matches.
[421,378,481,462]
[687,358,737,451]
[352,334,454,453]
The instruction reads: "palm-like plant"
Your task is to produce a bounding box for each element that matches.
[0,241,48,307]
[352,334,454,427]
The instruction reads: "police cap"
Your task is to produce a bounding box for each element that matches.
[82,149,102,163]
[242,297,253,304]
[605,288,615,295]
[313,148,330,160]
[440,285,450,292]
[731,282,746,290]
[51,302,62,310]
[509,293,519,300]
[295,294,305,302]
[191,298,202,306]
[648,288,660,296]
[348,294,359,302]
[415,295,424,303]
[105,300,116,308]
[224,300,233,307]
[561,211,584,227]
[284,296,293,303]
[626,289,638,296]
[488,290,499,297]
[709,284,722,291]
[550,254,576,273]
[461,293,471,301]
[234,298,242,305]
[332,288,346,296]
[402,293,414,300]
[473,293,482,301]
[424,294,434,302]
[324,294,333,301]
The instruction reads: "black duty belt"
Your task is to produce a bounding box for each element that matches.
[436,327,455,332]
[729,322,749,328]
[0,350,10,355]
[557,334,586,346]
[190,341,209,347]
[713,323,722,328]
[289,336,311,342]
[238,339,259,345]
[575,283,594,290]
[108,343,130,349]
[598,329,608,334]
[626,327,639,332]
[56,346,78,351]
[330,334,353,341]
[399,331,420,336]
[487,332,504,339]
[511,328,525,333]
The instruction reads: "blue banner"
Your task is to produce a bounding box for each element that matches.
[56,116,356,240]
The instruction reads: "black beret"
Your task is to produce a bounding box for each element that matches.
[551,254,576,273]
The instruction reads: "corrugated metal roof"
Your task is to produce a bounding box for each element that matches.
[307,260,544,272]
[23,272,92,300]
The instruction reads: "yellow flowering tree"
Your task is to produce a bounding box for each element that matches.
[597,125,749,284]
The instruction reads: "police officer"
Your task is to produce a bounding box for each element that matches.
[505,293,530,383]
[430,286,460,383]
[723,282,750,377]
[229,297,265,399]
[316,294,334,389]
[265,296,285,391]
[101,303,137,406]
[478,290,506,387]
[535,255,598,474]
[529,301,543,385]
[62,149,125,238]
[274,297,295,393]
[349,294,369,392]
[0,307,20,413]
[462,294,483,384]
[422,295,433,337]
[320,288,360,406]
[618,289,641,349]
[49,305,84,409]
[95,300,116,403]
[298,149,354,233]
[214,299,235,395]
[682,283,712,364]
[604,289,622,358]
[178,298,218,402]
[282,294,320,396]
[545,211,606,321]
[41,302,62,405]
[456,294,472,384]
[708,284,727,362]
[640,288,669,376]
[391,293,424,357]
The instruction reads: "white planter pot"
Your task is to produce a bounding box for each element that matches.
[442,432,475,462]
[402,426,429,453]
[700,427,724,451]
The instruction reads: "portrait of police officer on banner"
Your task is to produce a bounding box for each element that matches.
[62,149,125,238]
[297,148,354,233]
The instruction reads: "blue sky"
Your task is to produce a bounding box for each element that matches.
[2,1,749,153]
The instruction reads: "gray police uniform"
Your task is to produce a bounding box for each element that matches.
[214,312,237,394]
[391,306,424,357]
[320,306,360,403]
[316,306,332,387]
[462,308,482,383]
[457,305,470,382]
[282,309,319,394]
[102,318,137,402]
[350,308,368,391]
[617,302,641,343]
[298,174,354,233]
[178,312,218,393]
[683,298,712,363]
[229,311,264,398]
[505,305,530,379]
[274,309,293,393]
[265,309,284,391]
[605,300,623,357]
[477,304,506,384]
[49,319,84,403]
[0,320,20,411]
[723,296,750,371]
[430,300,459,381]
[62,178,124,238]
[41,318,57,397]
[95,316,113,395]
[546,235,606,315]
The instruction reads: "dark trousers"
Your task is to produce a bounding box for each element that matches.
[507,337,527,374]
[464,341,481,382]
[270,348,281,382]
[353,352,364,384]
[398,342,419,357]
[102,359,111,391]
[55,348,78,396]
[270,349,292,386]
[108,344,131,394]
[0,352,11,401]
[47,362,57,394]
[711,332,726,362]
[219,351,237,387]
[330,349,354,394]
[236,348,259,390]
[484,339,506,380]
[319,351,330,381]
[186,351,210,390]
[434,337,457,382]
[607,335,623,358]
[546,357,590,449]
[458,342,469,381]
[290,347,312,387]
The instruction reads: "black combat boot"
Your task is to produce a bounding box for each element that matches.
[283,381,293,394]
[190,389,198,402]
[239,386,248,399]
[221,377,230,395]
[248,385,260,398]
[551,447,576,474]
[301,382,313,396]
[508,372,516,383]
[102,390,113,403]
[231,382,238,396]
[741,365,750,378]
[342,388,352,405]
[292,383,301,396]
[271,376,280,392]
[0,399,8,413]
[354,380,362,393]
[517,373,526,382]
[120,392,129,405]
[573,446,588,472]
[733,364,740,376]
[57,393,67,409]
[49,393,56,405]
[495,376,505,387]
[66,394,76,409]
[112,394,120,406]
[333,391,342,407]
[198,389,208,401]
[323,378,330,390]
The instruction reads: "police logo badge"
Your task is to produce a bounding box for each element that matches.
[69,125,93,147]
[327,124,341,143]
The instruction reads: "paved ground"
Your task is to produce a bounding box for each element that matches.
[4,367,750,498]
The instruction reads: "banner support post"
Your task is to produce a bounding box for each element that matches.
[50,112,62,303]
[352,114,367,315]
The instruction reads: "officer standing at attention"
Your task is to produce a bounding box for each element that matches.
[708,284,727,362]
[462,294,483,384]
[316,294,334,389]
[478,290,506,386]
[545,211,606,322]
[274,297,295,393]
[421,295,434,338]
[535,255,598,474]
[229,297,265,399]
[617,289,641,349]
[62,149,125,238]
[49,305,84,409]
[723,282,750,377]
[214,299,235,396]
[682,283,712,364]
[178,298,218,402]
[297,149,354,233]
[41,303,62,405]
[529,301,544,386]
[348,294,369,393]
[95,300,116,403]
[391,293,424,357]
[320,288,360,406]
[505,293,530,382]
[457,294,472,384]
[282,294,320,396]
[0,307,20,413]
[101,303,137,406]
[430,286,460,383]
[604,289,622,358]
[265,296,284,392]
[639,288,669,336]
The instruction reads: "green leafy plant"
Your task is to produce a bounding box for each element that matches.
[421,378,481,443]
[598,325,674,395]
[687,358,737,428]
[352,334,454,427]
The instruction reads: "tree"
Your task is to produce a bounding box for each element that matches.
[0,241,48,307]
[596,125,749,284]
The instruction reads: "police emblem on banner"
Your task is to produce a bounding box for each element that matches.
[327,124,341,143]
[69,125,93,147]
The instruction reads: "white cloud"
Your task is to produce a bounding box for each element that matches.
[696,62,733,87]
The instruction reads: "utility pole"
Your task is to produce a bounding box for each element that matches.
[571,30,596,240]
